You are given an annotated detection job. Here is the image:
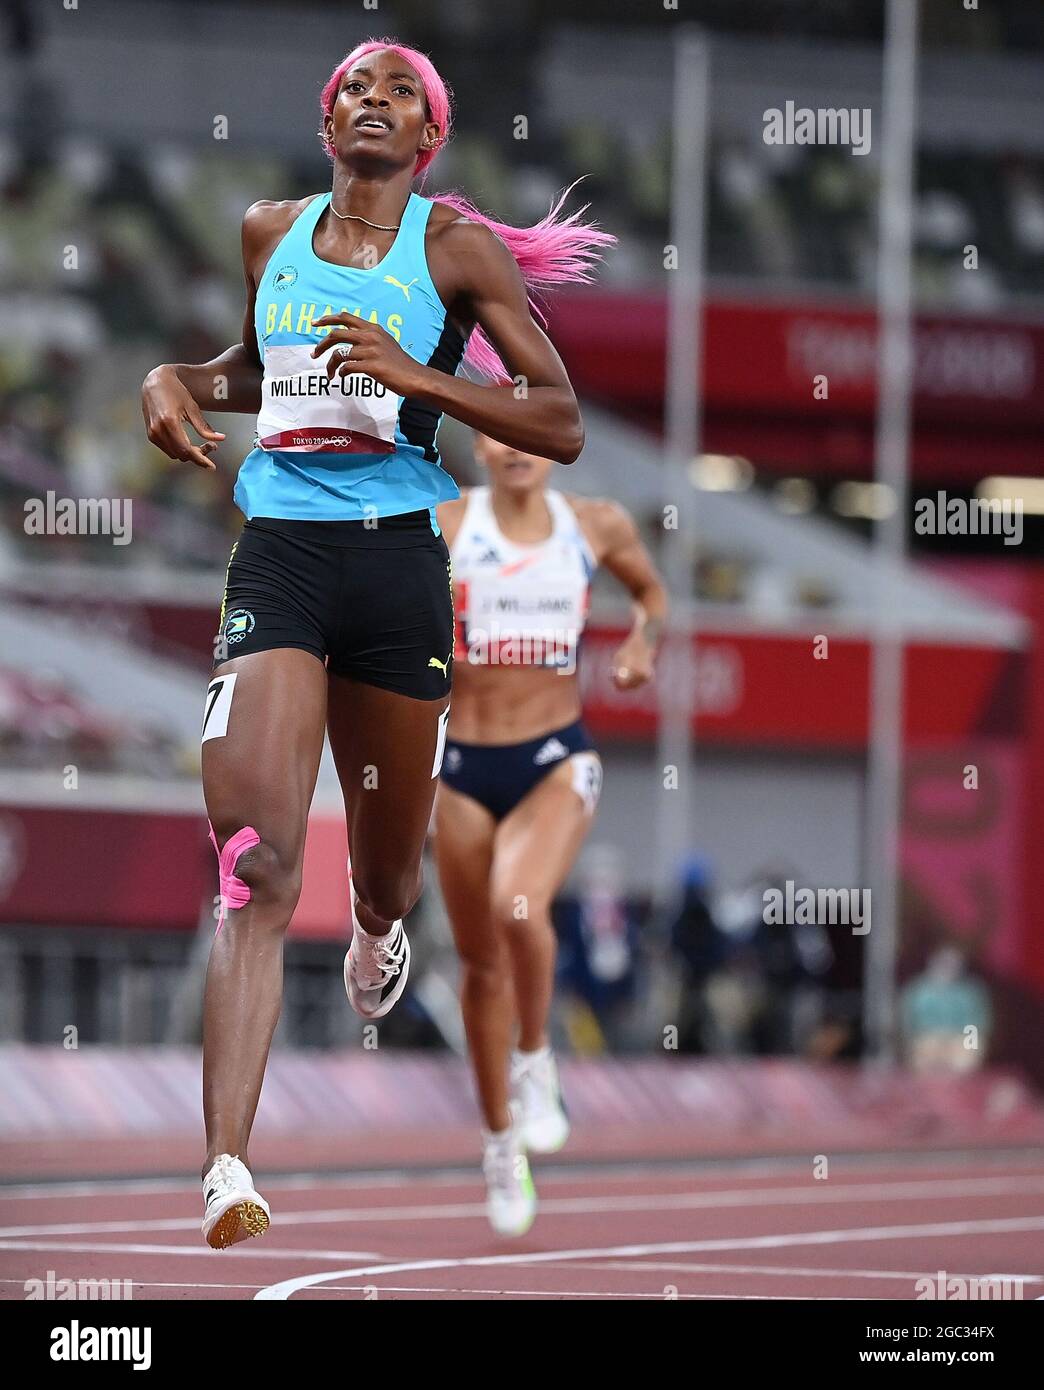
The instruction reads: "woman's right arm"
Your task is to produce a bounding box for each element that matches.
[141,201,285,470]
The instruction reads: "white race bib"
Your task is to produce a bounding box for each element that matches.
[256,344,399,454]
[467,575,585,639]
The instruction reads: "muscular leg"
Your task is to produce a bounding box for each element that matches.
[201,649,327,1174]
[326,674,448,931]
[434,783,513,1133]
[491,761,598,1052]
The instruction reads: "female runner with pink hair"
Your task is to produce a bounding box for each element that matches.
[141,38,612,1247]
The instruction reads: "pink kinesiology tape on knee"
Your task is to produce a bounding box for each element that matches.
[208,824,261,933]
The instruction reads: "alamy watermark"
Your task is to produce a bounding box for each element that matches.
[465,623,579,674]
[914,491,1022,546]
[916,1270,1024,1301]
[763,880,870,935]
[24,492,133,546]
[26,1270,133,1300]
[49,1321,150,1370]
[763,101,871,156]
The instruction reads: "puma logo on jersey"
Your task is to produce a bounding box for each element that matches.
[428,654,450,676]
[385,275,419,302]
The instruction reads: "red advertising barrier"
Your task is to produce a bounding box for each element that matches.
[0,619,1030,972]
[578,628,1024,748]
[549,292,1044,476]
[0,807,206,931]
[0,804,348,940]
[902,740,1024,982]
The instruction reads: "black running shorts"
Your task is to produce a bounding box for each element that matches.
[215,512,454,701]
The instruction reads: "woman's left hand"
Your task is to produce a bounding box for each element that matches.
[311,312,426,396]
[610,634,656,691]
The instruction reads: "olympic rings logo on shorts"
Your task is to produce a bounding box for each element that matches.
[223,609,256,644]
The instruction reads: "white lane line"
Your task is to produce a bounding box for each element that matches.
[0,1277,849,1300]
[299,1286,862,1301]
[4,1172,1044,1240]
[576,1259,1044,1283]
[307,1285,698,1299]
[254,1214,1044,1299]
[0,1277,272,1293]
[6,1243,1038,1285]
[0,1171,479,1201]
[4,1154,1042,1202]
[0,1168,695,1201]
[0,1163,774,1202]
[0,1240,385,1262]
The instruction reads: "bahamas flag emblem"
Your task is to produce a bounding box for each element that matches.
[223,609,255,644]
[273,266,298,291]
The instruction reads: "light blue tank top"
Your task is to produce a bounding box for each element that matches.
[235,191,463,525]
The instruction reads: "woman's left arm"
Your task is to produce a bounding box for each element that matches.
[311,221,585,464]
[586,500,668,691]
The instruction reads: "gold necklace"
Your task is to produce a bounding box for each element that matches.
[329,202,401,232]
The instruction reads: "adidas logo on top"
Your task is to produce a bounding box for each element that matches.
[533,737,568,766]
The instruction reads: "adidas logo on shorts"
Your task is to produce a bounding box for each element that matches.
[533,737,569,766]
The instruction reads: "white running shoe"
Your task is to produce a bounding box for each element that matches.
[482,1106,536,1237]
[344,892,411,1020]
[201,1153,271,1249]
[511,1046,570,1153]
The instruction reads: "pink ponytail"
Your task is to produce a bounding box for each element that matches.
[319,39,614,380]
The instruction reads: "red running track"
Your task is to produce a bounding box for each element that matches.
[1,1146,1042,1301]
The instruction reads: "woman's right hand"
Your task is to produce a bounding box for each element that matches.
[142,364,226,470]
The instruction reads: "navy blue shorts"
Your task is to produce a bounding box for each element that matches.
[439,720,602,822]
